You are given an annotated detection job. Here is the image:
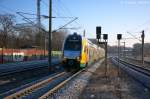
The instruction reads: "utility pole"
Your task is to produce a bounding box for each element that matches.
[141,30,145,64]
[37,0,43,50]
[37,0,41,30]
[49,0,52,71]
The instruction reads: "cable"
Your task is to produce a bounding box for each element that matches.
[126,19,150,36]
[41,0,59,17]
[126,32,141,42]
[59,0,83,28]
[16,12,48,33]
[57,0,82,29]
[41,0,73,30]
[53,17,78,32]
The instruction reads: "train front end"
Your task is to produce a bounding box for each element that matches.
[62,33,82,71]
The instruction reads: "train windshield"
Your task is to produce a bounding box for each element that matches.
[64,39,81,51]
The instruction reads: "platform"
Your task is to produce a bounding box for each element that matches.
[79,59,150,99]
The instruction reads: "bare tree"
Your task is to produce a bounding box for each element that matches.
[35,26,46,49]
[14,23,45,48]
[0,14,15,48]
[52,30,69,51]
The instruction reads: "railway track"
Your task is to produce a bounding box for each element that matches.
[0,59,60,77]
[1,69,84,99]
[111,57,150,89]
[0,58,104,99]
[125,57,150,68]
[39,69,84,99]
[1,71,67,99]
[0,59,61,95]
[126,57,150,64]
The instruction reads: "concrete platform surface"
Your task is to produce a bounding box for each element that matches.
[79,59,150,99]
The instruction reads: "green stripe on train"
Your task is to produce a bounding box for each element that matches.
[80,63,86,68]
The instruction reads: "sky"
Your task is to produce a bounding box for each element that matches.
[0,0,150,47]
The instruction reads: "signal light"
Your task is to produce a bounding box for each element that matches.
[117,34,122,40]
[96,26,101,39]
[97,34,101,39]
[96,27,101,34]
[103,34,108,40]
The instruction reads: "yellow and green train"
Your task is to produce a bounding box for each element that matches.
[62,33,105,71]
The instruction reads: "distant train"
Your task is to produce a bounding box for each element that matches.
[62,33,105,71]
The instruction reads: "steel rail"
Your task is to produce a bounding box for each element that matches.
[126,57,150,64]
[4,72,66,99]
[39,69,84,99]
[114,57,150,75]
[119,59,150,75]
[111,57,150,89]
[0,61,60,77]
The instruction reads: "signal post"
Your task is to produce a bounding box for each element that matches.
[96,26,108,77]
[117,34,122,77]
[141,30,145,65]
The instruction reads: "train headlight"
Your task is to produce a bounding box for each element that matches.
[77,57,80,61]
[63,57,67,62]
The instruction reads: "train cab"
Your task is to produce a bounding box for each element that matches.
[62,33,105,71]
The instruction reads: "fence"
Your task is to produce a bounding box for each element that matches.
[0,48,62,64]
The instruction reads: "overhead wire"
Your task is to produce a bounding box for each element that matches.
[58,0,82,27]
[0,3,38,25]
[125,19,150,43]
[41,0,71,30]
[56,0,82,30]
[128,20,150,33]
[57,0,85,35]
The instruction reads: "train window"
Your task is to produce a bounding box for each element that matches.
[64,40,81,51]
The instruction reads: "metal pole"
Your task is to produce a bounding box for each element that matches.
[2,47,3,64]
[123,42,125,59]
[118,40,120,76]
[48,0,52,71]
[44,35,46,59]
[124,42,126,59]
[12,48,13,62]
[105,40,107,77]
[37,0,42,49]
[37,0,41,31]
[141,30,145,64]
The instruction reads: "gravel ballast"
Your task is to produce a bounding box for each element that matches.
[47,59,104,99]
[46,58,150,99]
